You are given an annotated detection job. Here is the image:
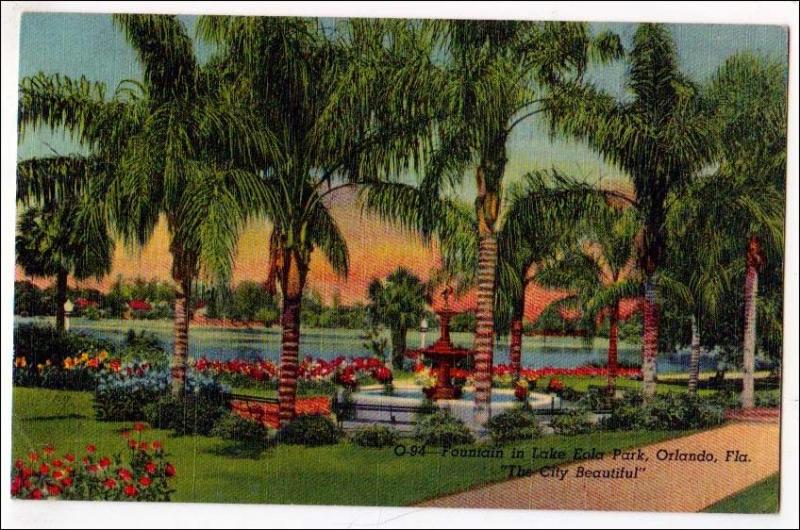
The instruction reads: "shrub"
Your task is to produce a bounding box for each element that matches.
[485,407,541,445]
[211,413,272,446]
[351,425,399,448]
[278,415,342,446]
[414,410,474,447]
[120,330,168,368]
[756,391,781,408]
[13,324,113,368]
[600,391,725,431]
[143,394,229,436]
[11,429,175,501]
[550,409,593,435]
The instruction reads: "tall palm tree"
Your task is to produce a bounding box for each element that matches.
[535,203,641,390]
[367,267,429,369]
[18,15,270,395]
[197,17,440,425]
[366,21,622,422]
[701,53,786,407]
[547,24,717,396]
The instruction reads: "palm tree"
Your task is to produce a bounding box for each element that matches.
[197,17,440,425]
[535,203,641,390]
[496,174,592,379]
[18,15,270,395]
[547,24,717,396]
[366,21,622,422]
[15,194,113,331]
[702,53,786,408]
[367,267,429,369]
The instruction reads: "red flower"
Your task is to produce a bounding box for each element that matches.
[28,452,39,462]
[86,464,99,474]
[43,445,55,456]
[152,440,163,451]
[82,457,90,465]
[11,476,22,496]
[128,439,137,449]
[29,488,43,500]
[118,468,133,482]
[14,459,24,469]
[145,462,157,474]
[138,476,152,487]
[103,478,117,489]
[21,467,33,479]
[133,422,146,432]
[138,442,149,451]
[52,459,64,468]
[39,463,50,474]
[123,485,138,497]
[52,469,65,480]
[99,457,111,469]
[47,484,61,497]
[61,477,74,487]
[121,430,131,439]
[86,444,96,453]
[164,463,176,477]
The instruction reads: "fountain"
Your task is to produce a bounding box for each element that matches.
[408,286,473,400]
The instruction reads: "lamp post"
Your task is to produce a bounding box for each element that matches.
[63,299,74,331]
[420,318,429,348]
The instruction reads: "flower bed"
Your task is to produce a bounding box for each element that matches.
[14,350,121,391]
[193,356,393,391]
[11,425,175,501]
[229,396,331,429]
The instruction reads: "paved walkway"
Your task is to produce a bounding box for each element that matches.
[420,421,780,512]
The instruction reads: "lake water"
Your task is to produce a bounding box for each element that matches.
[15,317,718,373]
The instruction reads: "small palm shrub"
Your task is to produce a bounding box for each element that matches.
[600,391,725,431]
[351,425,399,448]
[279,415,342,446]
[143,394,229,436]
[485,407,541,444]
[413,410,474,447]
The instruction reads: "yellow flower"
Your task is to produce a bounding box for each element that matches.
[14,357,27,368]
[80,352,90,362]
[98,351,108,361]
[63,358,74,370]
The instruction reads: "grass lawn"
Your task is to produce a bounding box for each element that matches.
[702,473,780,513]
[13,386,690,506]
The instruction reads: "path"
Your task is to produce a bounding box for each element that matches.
[420,420,780,512]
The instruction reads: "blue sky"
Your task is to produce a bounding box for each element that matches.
[17,13,788,196]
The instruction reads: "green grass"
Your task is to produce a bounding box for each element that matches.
[702,474,780,513]
[538,375,718,397]
[13,386,691,506]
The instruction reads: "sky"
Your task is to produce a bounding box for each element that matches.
[14,13,788,316]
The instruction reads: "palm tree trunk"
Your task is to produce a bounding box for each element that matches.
[607,301,620,390]
[509,319,523,380]
[688,314,701,395]
[741,236,761,409]
[278,251,307,427]
[54,268,68,332]
[509,297,524,380]
[171,275,191,396]
[390,326,407,370]
[474,229,497,425]
[641,278,659,397]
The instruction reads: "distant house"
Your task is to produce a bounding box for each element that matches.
[126,299,152,319]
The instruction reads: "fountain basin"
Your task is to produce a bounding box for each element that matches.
[343,385,562,433]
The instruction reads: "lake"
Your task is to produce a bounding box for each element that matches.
[15,317,718,373]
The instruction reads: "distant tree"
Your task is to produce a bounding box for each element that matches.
[367,267,429,369]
